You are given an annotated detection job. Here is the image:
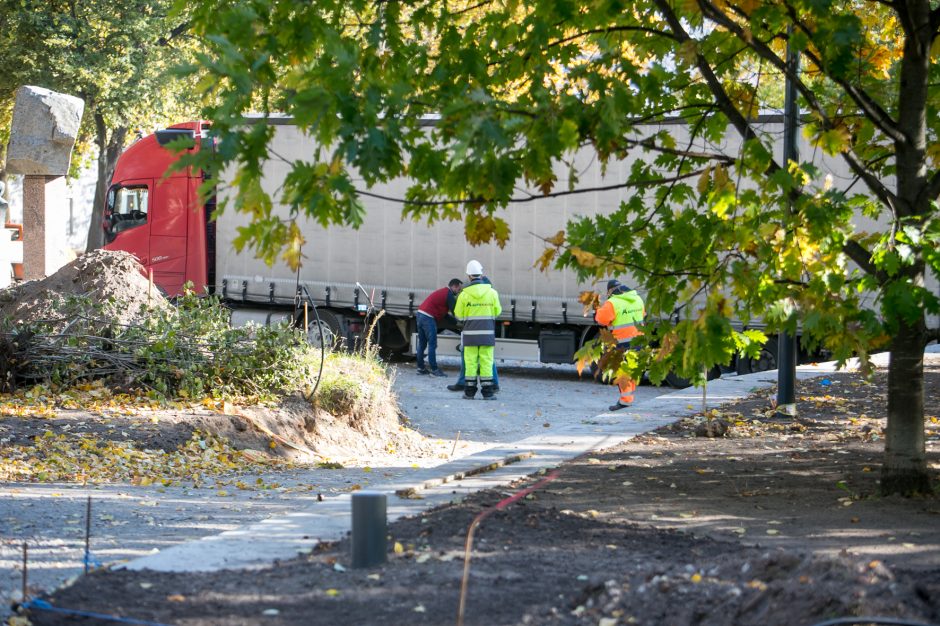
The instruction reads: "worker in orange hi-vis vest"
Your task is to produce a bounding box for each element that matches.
[594,280,645,411]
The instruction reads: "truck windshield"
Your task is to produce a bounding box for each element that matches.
[107,186,149,234]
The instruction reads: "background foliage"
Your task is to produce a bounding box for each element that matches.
[0,0,204,248]
[183,0,940,492]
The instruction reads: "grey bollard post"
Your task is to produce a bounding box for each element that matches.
[351,491,387,568]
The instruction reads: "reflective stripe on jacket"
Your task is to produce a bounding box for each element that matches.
[455,281,502,347]
[595,290,645,347]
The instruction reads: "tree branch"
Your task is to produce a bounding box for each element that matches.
[654,0,767,163]
[924,168,940,201]
[694,0,901,216]
[545,25,681,49]
[801,52,899,140]
[157,21,190,46]
[353,167,710,207]
[931,4,940,33]
[925,326,940,345]
[843,238,888,283]
[536,235,711,279]
[623,137,736,164]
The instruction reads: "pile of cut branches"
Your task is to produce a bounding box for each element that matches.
[0,292,319,399]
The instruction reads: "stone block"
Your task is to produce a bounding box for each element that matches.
[5,86,84,177]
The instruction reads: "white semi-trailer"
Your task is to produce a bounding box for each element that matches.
[103,118,923,372]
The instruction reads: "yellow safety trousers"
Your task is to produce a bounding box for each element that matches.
[464,345,495,382]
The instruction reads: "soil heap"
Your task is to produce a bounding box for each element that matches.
[0,249,167,327]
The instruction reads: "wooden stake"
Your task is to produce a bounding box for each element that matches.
[148,268,154,304]
[21,543,28,603]
[450,430,461,458]
[304,301,309,335]
[84,495,92,573]
[702,364,707,414]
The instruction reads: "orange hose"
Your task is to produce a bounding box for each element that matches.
[456,470,561,626]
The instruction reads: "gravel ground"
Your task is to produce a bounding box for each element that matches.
[23,358,940,626]
[0,357,671,617]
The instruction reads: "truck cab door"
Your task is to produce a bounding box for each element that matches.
[103,181,151,269]
[149,176,190,297]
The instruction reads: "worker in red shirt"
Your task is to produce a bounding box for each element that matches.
[416,278,463,376]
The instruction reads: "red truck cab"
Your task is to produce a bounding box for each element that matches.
[103,121,213,297]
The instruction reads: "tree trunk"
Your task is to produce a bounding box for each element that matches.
[85,115,128,252]
[0,143,8,223]
[881,317,931,495]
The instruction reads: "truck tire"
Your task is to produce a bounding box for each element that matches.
[735,338,779,375]
[665,366,721,389]
[377,316,410,356]
[307,309,341,351]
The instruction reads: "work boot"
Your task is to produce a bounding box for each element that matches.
[416,367,430,375]
[430,369,447,377]
[447,384,465,392]
[609,402,630,411]
[463,384,478,399]
[481,384,496,400]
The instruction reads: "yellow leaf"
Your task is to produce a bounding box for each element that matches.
[394,541,404,554]
[325,588,340,597]
[691,573,703,583]
[329,155,343,176]
[578,290,600,315]
[677,39,698,64]
[697,165,712,195]
[535,247,557,271]
[545,229,566,246]
[569,247,604,268]
[282,222,307,272]
[713,165,729,190]
[679,0,700,16]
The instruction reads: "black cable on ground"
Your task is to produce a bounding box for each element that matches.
[809,617,937,626]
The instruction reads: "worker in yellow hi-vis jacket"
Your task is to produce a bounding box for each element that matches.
[454,260,502,400]
[595,279,645,411]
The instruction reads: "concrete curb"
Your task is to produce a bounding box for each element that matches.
[123,351,915,573]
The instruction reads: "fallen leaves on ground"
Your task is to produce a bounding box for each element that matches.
[0,381,277,419]
[0,382,301,484]
[0,429,286,484]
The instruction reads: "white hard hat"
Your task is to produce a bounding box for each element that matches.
[466,260,484,275]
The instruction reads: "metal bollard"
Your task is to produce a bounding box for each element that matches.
[351,491,387,568]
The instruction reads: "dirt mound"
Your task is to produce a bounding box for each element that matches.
[0,249,167,327]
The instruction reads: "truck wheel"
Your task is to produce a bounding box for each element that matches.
[736,339,779,375]
[307,309,341,351]
[665,366,721,389]
[665,371,691,389]
[377,317,409,355]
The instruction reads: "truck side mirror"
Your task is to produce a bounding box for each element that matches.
[103,188,117,242]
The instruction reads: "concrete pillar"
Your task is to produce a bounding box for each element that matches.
[22,175,68,280]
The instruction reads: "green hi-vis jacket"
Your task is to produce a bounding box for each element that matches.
[455,280,502,347]
[608,290,645,348]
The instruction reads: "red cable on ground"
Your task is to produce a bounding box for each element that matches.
[456,470,561,626]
